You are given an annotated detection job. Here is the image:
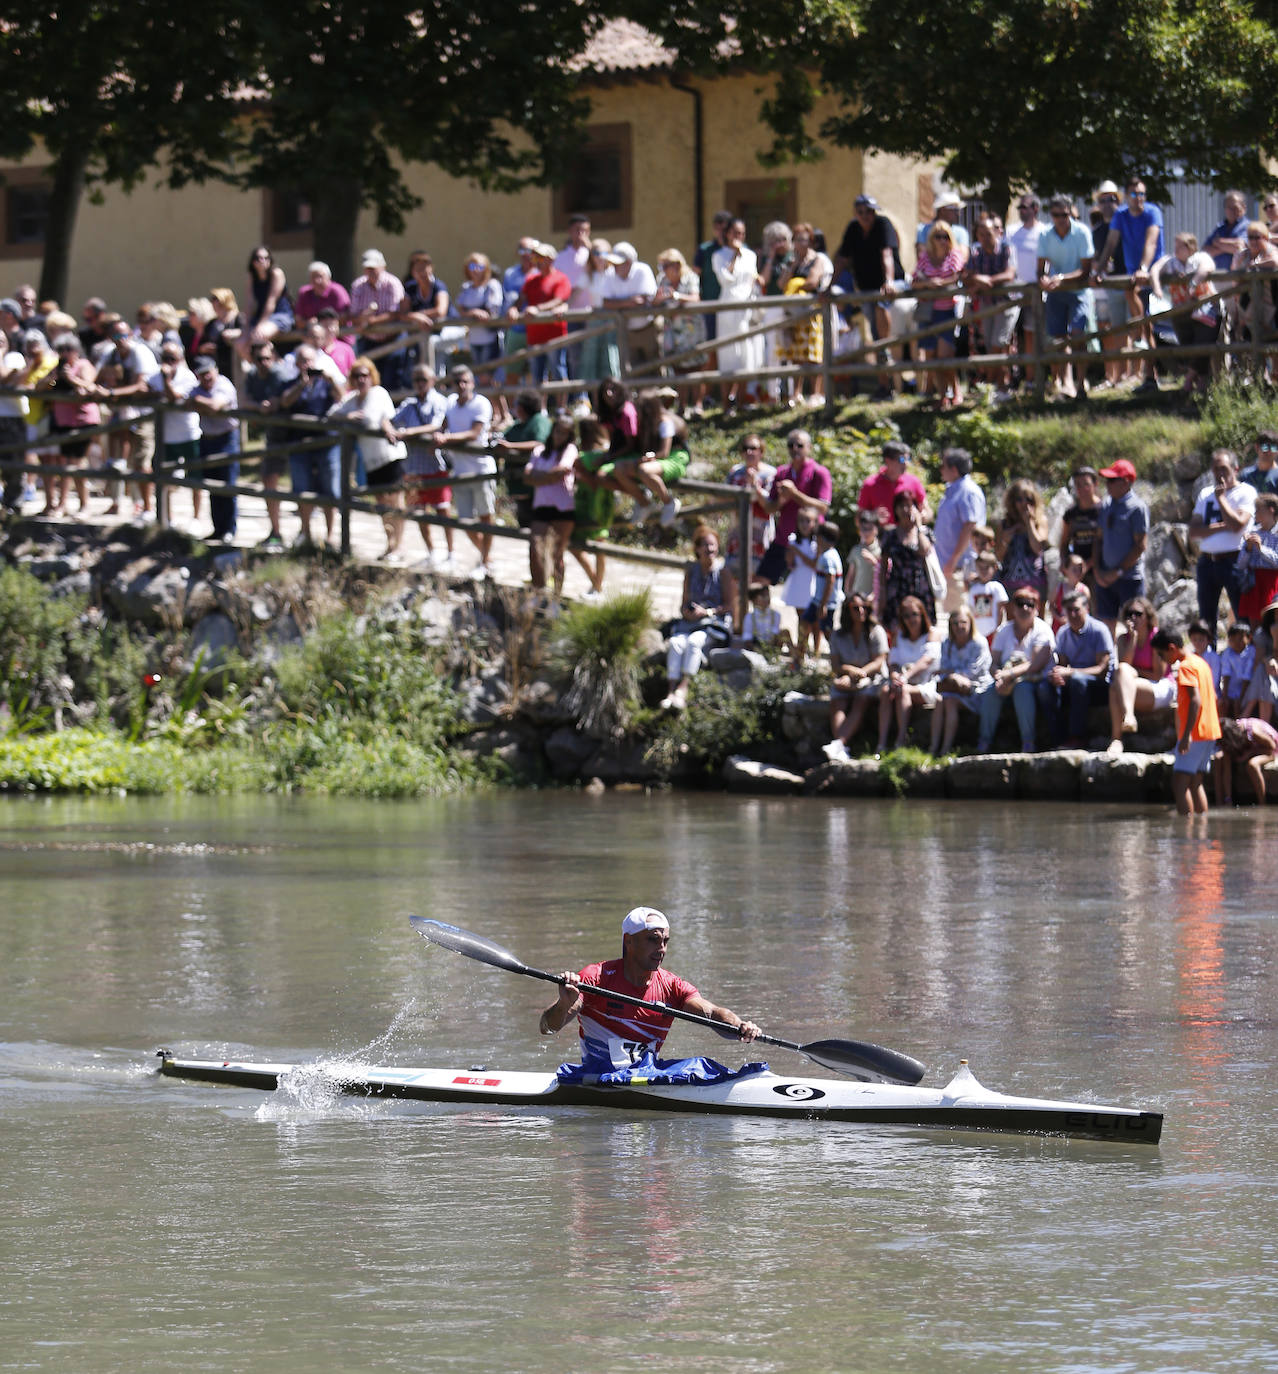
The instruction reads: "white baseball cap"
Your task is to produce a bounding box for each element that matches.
[622,906,670,935]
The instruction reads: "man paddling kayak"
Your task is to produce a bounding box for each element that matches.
[539,907,761,1071]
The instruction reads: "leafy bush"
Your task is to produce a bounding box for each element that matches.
[1200,377,1278,457]
[551,590,652,737]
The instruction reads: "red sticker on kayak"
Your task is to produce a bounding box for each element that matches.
[452,1075,500,1087]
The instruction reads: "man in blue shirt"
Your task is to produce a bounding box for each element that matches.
[1038,586,1114,747]
[933,446,986,611]
[1203,191,1250,272]
[1239,428,1278,497]
[1095,178,1164,394]
[1037,195,1094,399]
[1094,458,1149,631]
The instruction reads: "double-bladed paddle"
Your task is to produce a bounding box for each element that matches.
[409,916,926,1085]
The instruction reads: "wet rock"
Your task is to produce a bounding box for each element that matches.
[780,691,830,743]
[946,754,1016,798]
[722,755,804,794]
[544,725,599,776]
[803,758,887,796]
[1014,751,1084,800]
[1081,751,1172,802]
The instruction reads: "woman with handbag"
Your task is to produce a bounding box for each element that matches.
[661,525,738,712]
[877,491,937,631]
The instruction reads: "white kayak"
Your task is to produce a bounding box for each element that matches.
[155,1051,1163,1144]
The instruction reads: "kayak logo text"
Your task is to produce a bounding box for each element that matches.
[452,1075,501,1087]
[773,1084,826,1101]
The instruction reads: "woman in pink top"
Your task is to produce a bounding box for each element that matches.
[1106,596,1176,753]
[912,222,965,407]
[42,333,101,515]
[524,414,578,601]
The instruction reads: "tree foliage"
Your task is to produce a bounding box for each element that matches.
[758,0,1278,215]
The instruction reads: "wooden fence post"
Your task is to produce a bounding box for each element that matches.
[821,297,836,415]
[1031,291,1049,403]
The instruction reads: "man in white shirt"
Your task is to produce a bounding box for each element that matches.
[147,341,200,526]
[0,335,29,510]
[1189,448,1258,636]
[975,585,1055,753]
[1008,194,1049,383]
[436,365,495,575]
[602,242,659,365]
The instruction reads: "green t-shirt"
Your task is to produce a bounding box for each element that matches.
[501,411,553,502]
[573,449,616,538]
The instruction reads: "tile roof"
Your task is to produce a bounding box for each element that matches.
[579,18,677,74]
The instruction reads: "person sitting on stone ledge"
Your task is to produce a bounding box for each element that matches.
[661,524,736,713]
[929,604,992,756]
[1038,585,1114,749]
[974,586,1054,754]
[822,594,889,761]
[876,595,940,755]
[1105,596,1177,754]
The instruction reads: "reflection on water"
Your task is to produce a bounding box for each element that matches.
[1,792,1276,1372]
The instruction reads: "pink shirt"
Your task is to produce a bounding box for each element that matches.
[772,457,833,545]
[296,281,352,321]
[527,441,577,512]
[913,248,964,308]
[50,358,101,428]
[858,467,926,521]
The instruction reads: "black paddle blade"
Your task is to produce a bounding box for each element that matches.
[409,917,542,979]
[801,1038,927,1085]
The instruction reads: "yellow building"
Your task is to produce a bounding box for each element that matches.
[1,22,937,312]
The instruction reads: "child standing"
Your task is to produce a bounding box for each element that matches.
[843,510,882,602]
[741,583,791,651]
[1052,553,1087,632]
[1220,621,1256,718]
[965,525,996,588]
[1236,492,1278,623]
[390,365,454,569]
[1187,621,1222,700]
[571,417,614,597]
[968,548,1009,641]
[781,505,820,642]
[1152,627,1222,816]
[795,521,844,665]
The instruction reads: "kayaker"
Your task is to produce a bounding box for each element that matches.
[539,907,761,1070]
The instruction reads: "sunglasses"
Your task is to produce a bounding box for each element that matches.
[1259,441,1278,452]
[1013,599,1037,610]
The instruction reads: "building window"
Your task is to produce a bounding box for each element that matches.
[723,178,798,249]
[1,169,52,258]
[552,124,633,232]
[262,187,313,252]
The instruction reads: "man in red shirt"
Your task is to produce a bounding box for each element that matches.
[857,440,931,528]
[539,907,760,1070]
[513,242,571,387]
[756,430,833,583]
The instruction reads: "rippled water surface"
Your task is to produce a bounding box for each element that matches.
[1,792,1274,1372]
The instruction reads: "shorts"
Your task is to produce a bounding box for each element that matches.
[258,435,289,481]
[365,458,404,492]
[1149,676,1178,710]
[656,448,690,485]
[756,539,789,585]
[980,305,1020,350]
[830,673,885,702]
[289,446,340,501]
[1095,572,1145,623]
[454,478,497,520]
[800,600,834,632]
[161,439,199,478]
[1045,291,1089,339]
[916,303,957,354]
[531,506,574,527]
[50,423,90,461]
[1174,738,1217,774]
[407,475,452,508]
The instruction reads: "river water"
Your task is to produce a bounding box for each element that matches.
[1,792,1274,1372]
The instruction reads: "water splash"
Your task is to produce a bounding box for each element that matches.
[252,1001,423,1123]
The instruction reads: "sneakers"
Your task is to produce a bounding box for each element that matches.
[582,588,604,601]
[437,553,459,574]
[259,531,283,548]
[1106,739,1124,756]
[659,497,682,528]
[822,739,850,762]
[660,687,688,712]
[476,561,495,579]
[384,549,406,565]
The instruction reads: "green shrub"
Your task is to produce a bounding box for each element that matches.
[1200,377,1278,457]
[551,590,652,737]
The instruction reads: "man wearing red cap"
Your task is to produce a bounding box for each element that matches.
[539,907,760,1070]
[1094,459,1148,633]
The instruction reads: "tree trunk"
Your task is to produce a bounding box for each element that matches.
[984,178,1012,224]
[307,177,363,289]
[38,145,90,307]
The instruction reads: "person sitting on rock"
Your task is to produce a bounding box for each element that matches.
[974,586,1054,754]
[929,604,992,756]
[823,595,889,761]
[1106,596,1177,754]
[1038,586,1114,749]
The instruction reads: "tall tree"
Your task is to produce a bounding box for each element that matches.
[752,0,1278,216]
[1,1,250,304]
[234,2,603,284]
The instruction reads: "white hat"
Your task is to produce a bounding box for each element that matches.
[622,906,670,936]
[1093,180,1121,202]
[361,249,386,269]
[607,241,638,265]
[531,242,557,260]
[933,191,962,212]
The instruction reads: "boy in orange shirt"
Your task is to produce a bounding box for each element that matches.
[1151,628,1221,815]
